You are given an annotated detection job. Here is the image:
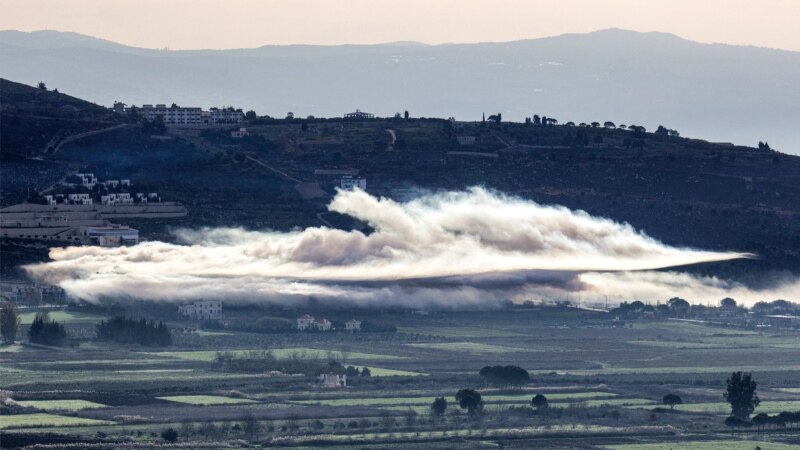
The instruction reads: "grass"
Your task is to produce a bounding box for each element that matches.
[292,391,620,407]
[406,342,534,353]
[671,400,800,415]
[157,395,258,405]
[18,310,106,325]
[144,347,402,362]
[398,326,521,338]
[0,344,25,352]
[0,413,113,429]
[605,440,800,450]
[359,366,427,377]
[15,400,107,411]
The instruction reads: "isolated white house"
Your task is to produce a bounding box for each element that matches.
[345,319,361,331]
[318,373,347,388]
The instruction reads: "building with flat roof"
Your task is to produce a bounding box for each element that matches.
[344,109,374,119]
[340,176,366,191]
[82,225,139,246]
[178,300,223,320]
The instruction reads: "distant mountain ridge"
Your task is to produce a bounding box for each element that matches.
[1,28,799,153]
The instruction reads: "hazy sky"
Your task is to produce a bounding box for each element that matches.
[2,0,799,51]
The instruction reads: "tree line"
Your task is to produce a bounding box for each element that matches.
[96,315,172,346]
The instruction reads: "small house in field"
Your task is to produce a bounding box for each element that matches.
[345,319,361,331]
[314,318,332,331]
[297,314,316,330]
[318,373,346,387]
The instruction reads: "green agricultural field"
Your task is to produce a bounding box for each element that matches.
[398,326,521,337]
[15,400,107,411]
[18,310,106,325]
[157,395,259,405]
[358,366,427,377]
[406,342,535,353]
[672,400,800,415]
[0,413,113,429]
[293,391,621,407]
[145,347,402,362]
[606,440,800,450]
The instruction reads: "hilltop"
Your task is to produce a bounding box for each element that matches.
[1,29,799,153]
[1,81,799,283]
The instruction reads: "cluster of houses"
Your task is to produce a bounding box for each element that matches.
[296,314,361,332]
[43,174,160,206]
[112,102,244,125]
[0,282,66,305]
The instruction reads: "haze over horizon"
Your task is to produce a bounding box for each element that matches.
[1,0,799,52]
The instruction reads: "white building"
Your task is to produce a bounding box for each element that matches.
[141,104,203,125]
[231,127,249,138]
[296,314,332,331]
[178,300,223,320]
[315,318,332,331]
[344,109,374,119]
[209,108,244,124]
[297,314,316,330]
[318,373,347,388]
[67,193,93,205]
[345,319,361,331]
[82,225,139,246]
[75,173,98,189]
[456,136,477,146]
[100,193,133,206]
[340,176,366,191]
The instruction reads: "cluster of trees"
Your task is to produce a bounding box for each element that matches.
[344,365,372,377]
[431,391,551,418]
[478,365,530,387]
[96,316,172,346]
[0,302,20,343]
[28,312,67,346]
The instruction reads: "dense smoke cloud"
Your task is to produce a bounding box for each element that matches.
[25,187,785,308]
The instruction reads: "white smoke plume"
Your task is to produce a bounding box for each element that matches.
[25,187,789,308]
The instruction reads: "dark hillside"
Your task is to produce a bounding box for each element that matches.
[1,83,798,282]
[0,77,121,157]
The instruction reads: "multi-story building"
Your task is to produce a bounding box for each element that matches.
[340,176,367,191]
[141,104,204,125]
[345,319,362,331]
[178,300,223,320]
[209,108,244,124]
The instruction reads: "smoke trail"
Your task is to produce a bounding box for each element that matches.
[24,187,763,307]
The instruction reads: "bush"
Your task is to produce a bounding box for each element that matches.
[161,428,178,442]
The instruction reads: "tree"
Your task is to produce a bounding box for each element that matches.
[455,389,483,415]
[667,297,690,314]
[161,428,178,442]
[245,110,257,120]
[28,313,66,346]
[285,112,294,120]
[431,396,447,417]
[603,121,616,129]
[662,393,682,409]
[37,81,47,90]
[404,110,409,119]
[531,394,548,411]
[590,122,600,128]
[725,372,760,419]
[533,114,541,125]
[241,413,261,441]
[0,302,20,343]
[720,297,737,308]
[360,367,371,377]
